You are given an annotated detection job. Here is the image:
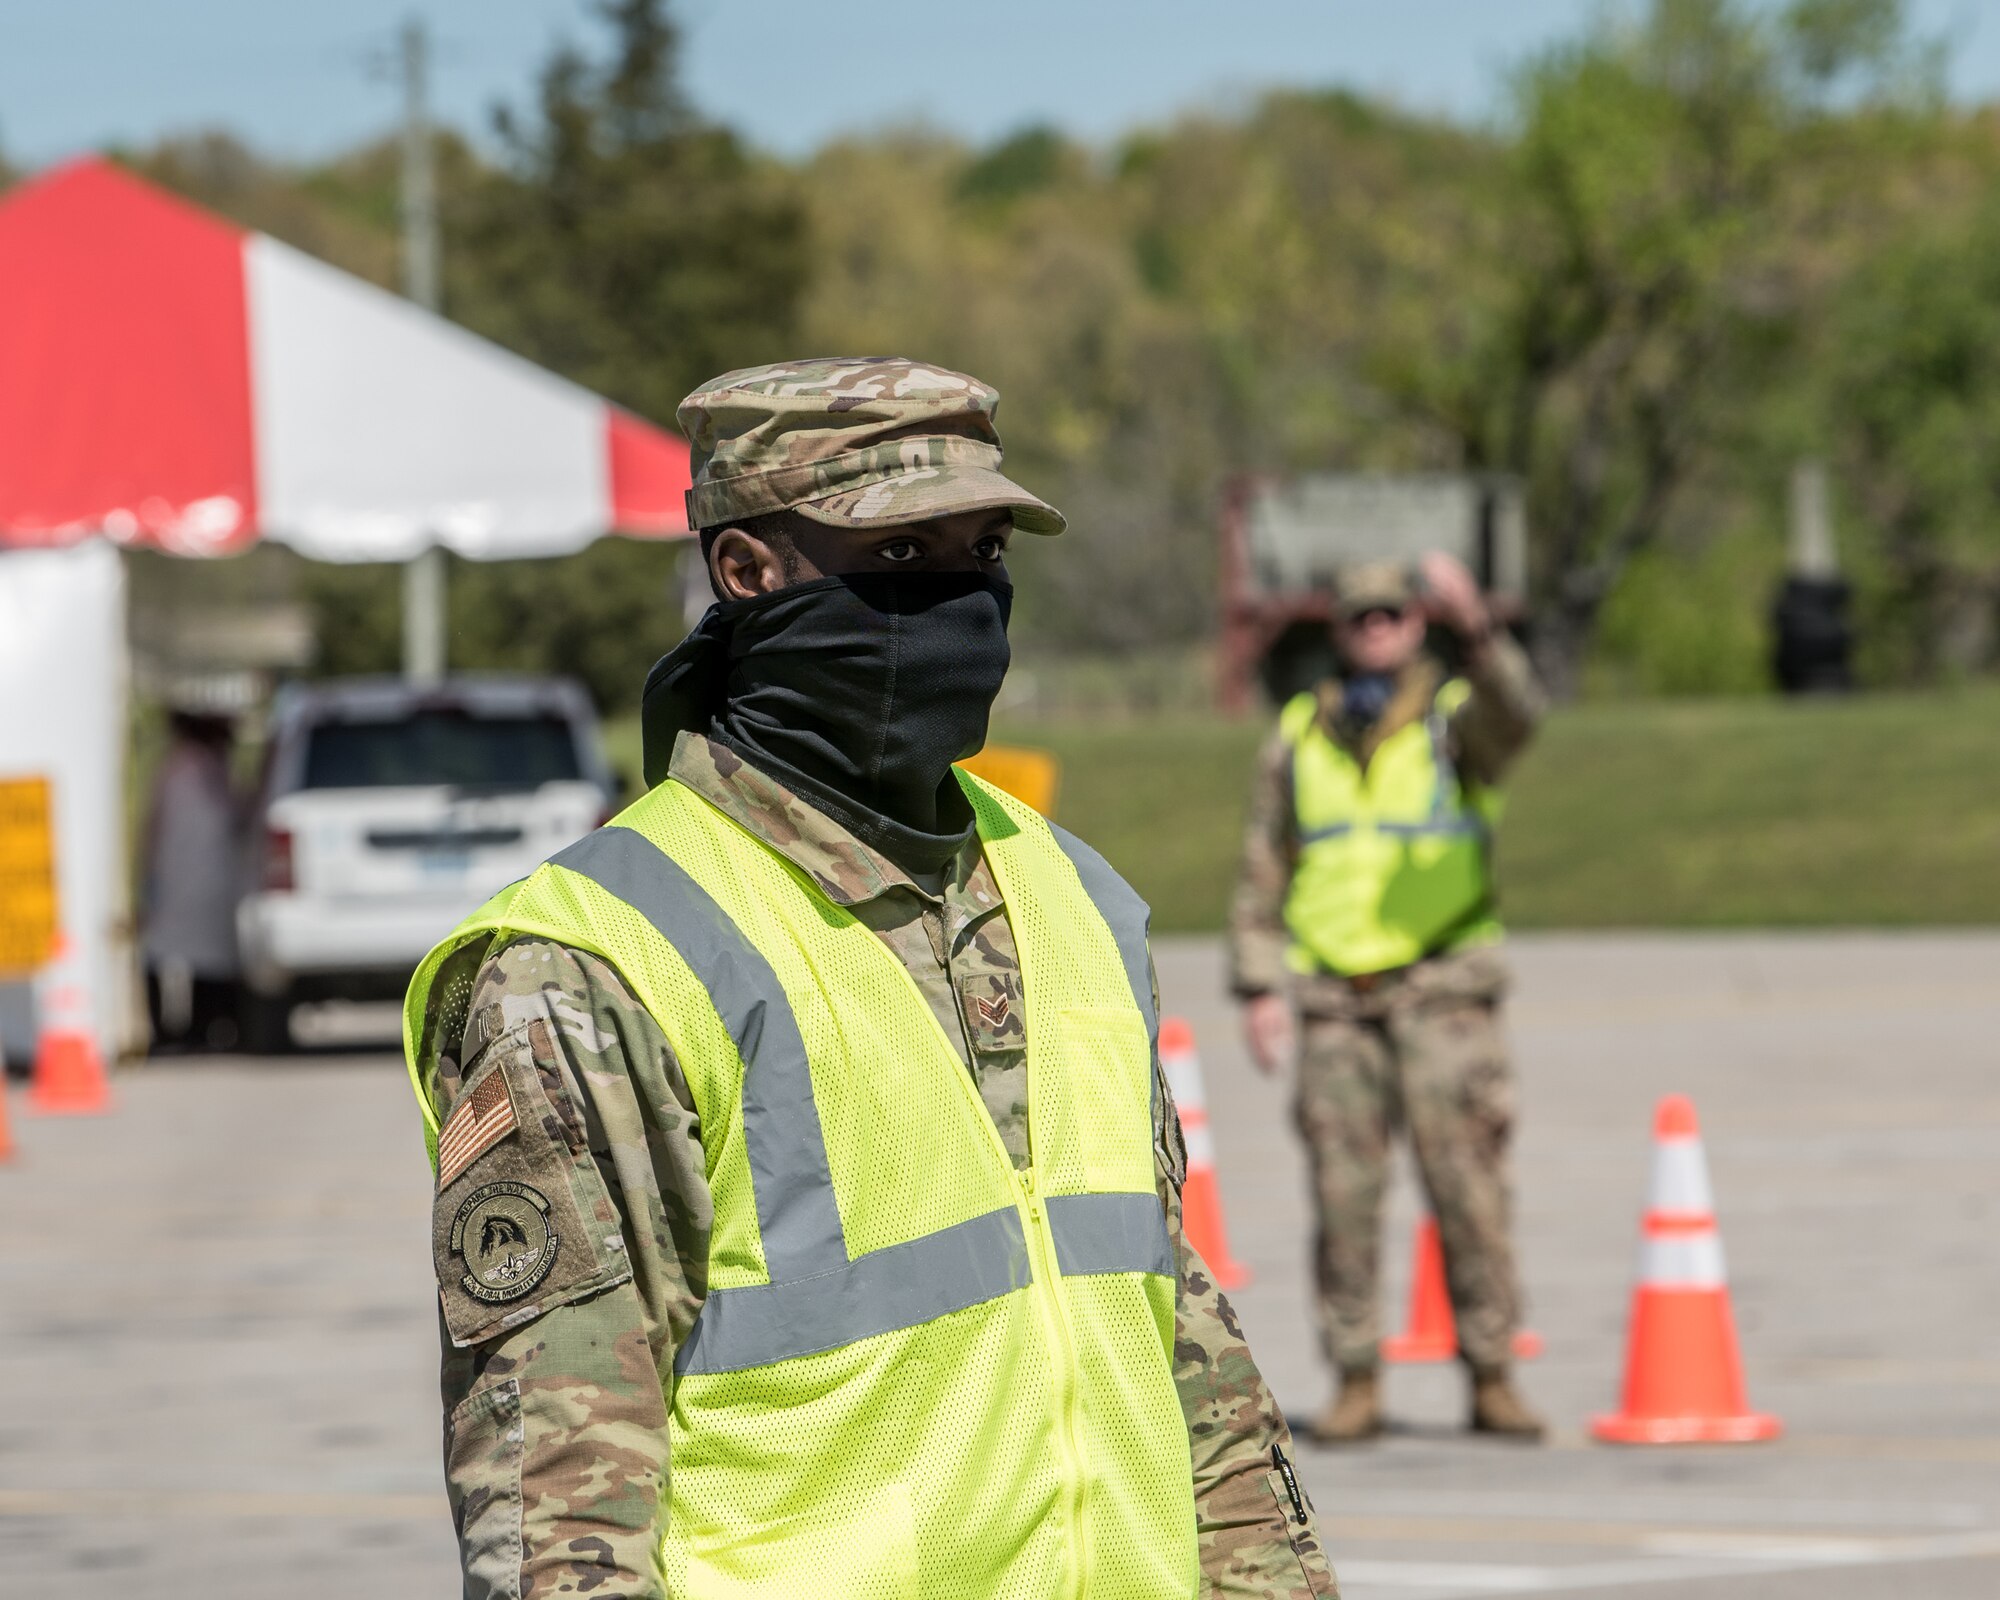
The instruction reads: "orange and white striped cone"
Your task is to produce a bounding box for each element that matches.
[1158,1016,1252,1289]
[1592,1094,1779,1444]
[1381,1214,1544,1363]
[27,933,113,1117]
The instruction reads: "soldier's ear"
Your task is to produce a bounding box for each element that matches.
[708,526,791,601]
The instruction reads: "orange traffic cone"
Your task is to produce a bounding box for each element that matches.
[1382,1215,1543,1363]
[1592,1095,1779,1444]
[1158,1016,1252,1289]
[27,934,112,1116]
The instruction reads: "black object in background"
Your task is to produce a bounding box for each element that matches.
[1772,577,1854,694]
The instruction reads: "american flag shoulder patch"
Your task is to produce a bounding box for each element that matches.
[436,1068,518,1189]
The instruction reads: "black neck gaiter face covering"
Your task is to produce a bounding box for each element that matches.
[1339,671,1397,730]
[641,573,1013,876]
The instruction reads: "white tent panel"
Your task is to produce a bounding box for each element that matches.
[246,235,611,563]
[0,543,132,1063]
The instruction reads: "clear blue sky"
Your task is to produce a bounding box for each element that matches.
[0,0,1992,168]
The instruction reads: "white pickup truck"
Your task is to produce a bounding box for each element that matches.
[235,676,615,1051]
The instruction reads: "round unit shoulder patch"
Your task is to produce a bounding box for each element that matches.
[450,1179,561,1304]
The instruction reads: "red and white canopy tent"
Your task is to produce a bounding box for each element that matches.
[0,156,692,559]
[0,157,693,1063]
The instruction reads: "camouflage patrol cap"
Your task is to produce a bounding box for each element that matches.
[1334,560,1417,620]
[677,356,1065,536]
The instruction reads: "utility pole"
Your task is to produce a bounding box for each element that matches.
[1786,459,1837,580]
[399,15,447,685]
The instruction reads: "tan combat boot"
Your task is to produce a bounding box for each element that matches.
[1469,1366,1546,1441]
[1310,1367,1383,1445]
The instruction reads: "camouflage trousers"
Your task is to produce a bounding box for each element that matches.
[1291,945,1523,1374]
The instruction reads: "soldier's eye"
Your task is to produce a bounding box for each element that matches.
[974,536,1008,562]
[879,540,922,563]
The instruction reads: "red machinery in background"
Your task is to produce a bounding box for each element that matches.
[1217,472,1529,711]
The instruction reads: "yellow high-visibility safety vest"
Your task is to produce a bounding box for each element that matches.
[404,771,1198,1600]
[1281,681,1503,978]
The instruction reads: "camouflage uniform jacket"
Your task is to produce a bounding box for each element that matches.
[1228,636,1544,1010]
[425,731,1337,1599]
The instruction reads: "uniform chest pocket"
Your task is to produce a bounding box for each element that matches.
[1051,1005,1157,1192]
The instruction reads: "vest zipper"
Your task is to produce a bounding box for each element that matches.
[860,854,1097,1595]
[1019,1166,1091,1599]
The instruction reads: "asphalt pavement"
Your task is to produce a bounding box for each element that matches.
[1,932,1996,1598]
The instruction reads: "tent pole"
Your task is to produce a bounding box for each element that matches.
[399,15,446,684]
[404,548,447,687]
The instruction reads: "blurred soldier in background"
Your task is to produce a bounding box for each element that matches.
[406,359,1336,1598]
[139,709,242,1051]
[1231,553,1545,1444]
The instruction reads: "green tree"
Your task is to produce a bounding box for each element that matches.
[1385,0,1928,696]
[50,0,1996,704]
[795,123,1224,651]
[1826,189,2000,679]
[300,0,809,711]
[114,5,786,714]
[447,0,810,423]
[130,130,426,291]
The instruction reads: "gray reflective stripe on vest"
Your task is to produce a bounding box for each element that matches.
[1047,1191,1174,1278]
[1378,818,1486,838]
[548,826,845,1282]
[554,818,1170,1375]
[677,1206,1033,1376]
[1294,703,1485,847]
[1425,709,1455,820]
[1423,709,1487,835]
[677,1194,1173,1376]
[1047,819,1159,1116]
[1304,818,1479,841]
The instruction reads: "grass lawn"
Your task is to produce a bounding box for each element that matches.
[610,689,2000,932]
[1490,690,2000,930]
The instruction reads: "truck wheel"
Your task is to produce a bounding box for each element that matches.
[238,988,294,1056]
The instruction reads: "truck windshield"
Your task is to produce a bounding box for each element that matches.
[301,711,583,790]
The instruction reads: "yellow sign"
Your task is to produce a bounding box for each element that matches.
[0,776,58,977]
[959,744,1062,818]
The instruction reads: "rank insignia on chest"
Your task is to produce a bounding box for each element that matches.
[959,974,1025,1056]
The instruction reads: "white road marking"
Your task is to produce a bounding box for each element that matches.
[0,1487,440,1519]
[1510,978,2000,1029]
[1337,1528,2000,1597]
[1326,1487,1991,1532]
[1337,1560,1551,1590]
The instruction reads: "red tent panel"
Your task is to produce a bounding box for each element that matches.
[0,158,693,557]
[0,160,259,551]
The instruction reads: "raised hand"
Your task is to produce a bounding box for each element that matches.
[1418,550,1491,639]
